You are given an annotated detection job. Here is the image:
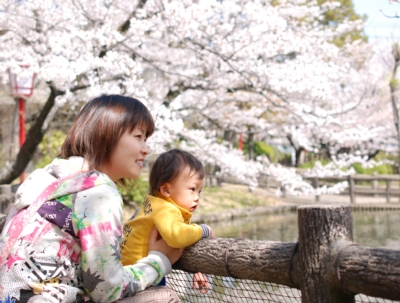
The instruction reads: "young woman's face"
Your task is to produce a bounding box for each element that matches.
[102,128,150,182]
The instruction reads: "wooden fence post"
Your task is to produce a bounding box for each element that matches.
[281,184,287,197]
[312,177,320,201]
[386,179,391,203]
[298,205,355,303]
[348,175,355,204]
[372,172,378,197]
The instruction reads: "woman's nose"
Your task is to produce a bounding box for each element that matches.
[141,143,150,155]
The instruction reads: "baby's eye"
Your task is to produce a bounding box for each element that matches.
[190,187,195,192]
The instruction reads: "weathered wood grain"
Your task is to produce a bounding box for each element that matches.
[174,237,300,288]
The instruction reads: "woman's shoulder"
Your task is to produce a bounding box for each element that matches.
[79,174,121,198]
[73,177,124,221]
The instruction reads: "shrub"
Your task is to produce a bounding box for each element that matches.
[35,130,67,169]
[299,159,331,169]
[118,177,149,206]
[299,159,394,175]
[350,163,393,175]
[242,141,279,163]
[254,141,278,162]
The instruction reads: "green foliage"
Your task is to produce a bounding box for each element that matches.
[299,159,331,169]
[300,154,395,175]
[374,151,397,163]
[241,141,279,162]
[390,77,399,90]
[118,177,149,205]
[316,0,368,46]
[35,130,67,168]
[241,142,249,154]
[0,148,5,169]
[350,163,393,175]
[254,141,278,163]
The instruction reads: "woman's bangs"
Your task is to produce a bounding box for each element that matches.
[126,106,155,137]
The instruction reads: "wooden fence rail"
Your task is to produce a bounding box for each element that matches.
[175,205,400,303]
[302,174,400,203]
[207,173,400,203]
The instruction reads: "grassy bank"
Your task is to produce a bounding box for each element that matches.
[198,183,282,215]
[123,182,282,222]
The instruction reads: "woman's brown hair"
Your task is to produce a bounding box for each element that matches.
[60,94,154,181]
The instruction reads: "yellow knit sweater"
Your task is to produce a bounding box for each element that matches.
[120,194,203,265]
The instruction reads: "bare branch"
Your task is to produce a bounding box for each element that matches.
[380,9,400,18]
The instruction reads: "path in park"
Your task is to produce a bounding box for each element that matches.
[280,192,400,207]
[235,182,400,208]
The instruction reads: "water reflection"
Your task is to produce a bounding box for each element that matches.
[212,210,400,249]
[353,211,400,249]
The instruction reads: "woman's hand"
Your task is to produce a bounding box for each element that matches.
[148,226,184,265]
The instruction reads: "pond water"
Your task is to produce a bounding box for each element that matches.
[211,210,400,250]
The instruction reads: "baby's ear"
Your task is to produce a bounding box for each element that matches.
[159,183,170,198]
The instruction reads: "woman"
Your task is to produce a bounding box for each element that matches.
[0,94,183,303]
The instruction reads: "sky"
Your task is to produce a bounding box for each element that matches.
[352,0,400,41]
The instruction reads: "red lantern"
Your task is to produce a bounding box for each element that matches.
[8,66,36,183]
[239,133,243,151]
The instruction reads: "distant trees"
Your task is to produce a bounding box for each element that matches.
[317,0,368,46]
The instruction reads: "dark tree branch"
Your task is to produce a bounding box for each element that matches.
[380,9,400,18]
[0,84,61,184]
[0,74,122,184]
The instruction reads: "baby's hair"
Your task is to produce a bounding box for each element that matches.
[149,149,205,196]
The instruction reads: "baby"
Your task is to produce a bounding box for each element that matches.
[120,149,213,292]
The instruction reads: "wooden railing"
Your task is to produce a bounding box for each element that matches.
[206,173,400,204]
[175,205,400,302]
[302,174,400,203]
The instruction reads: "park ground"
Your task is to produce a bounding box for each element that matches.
[123,181,400,223]
[199,182,400,215]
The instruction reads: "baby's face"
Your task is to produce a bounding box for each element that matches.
[167,167,205,212]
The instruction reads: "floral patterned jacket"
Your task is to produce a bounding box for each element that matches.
[0,157,170,303]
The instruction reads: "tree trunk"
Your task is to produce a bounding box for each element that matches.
[389,43,400,173]
[223,130,236,145]
[295,148,304,167]
[0,85,59,184]
[248,132,254,160]
[286,134,304,167]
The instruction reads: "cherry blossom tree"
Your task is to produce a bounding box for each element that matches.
[0,0,394,196]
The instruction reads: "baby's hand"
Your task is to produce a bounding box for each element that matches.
[207,226,214,238]
[192,272,210,294]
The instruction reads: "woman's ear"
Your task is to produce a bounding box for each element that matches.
[159,183,170,198]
